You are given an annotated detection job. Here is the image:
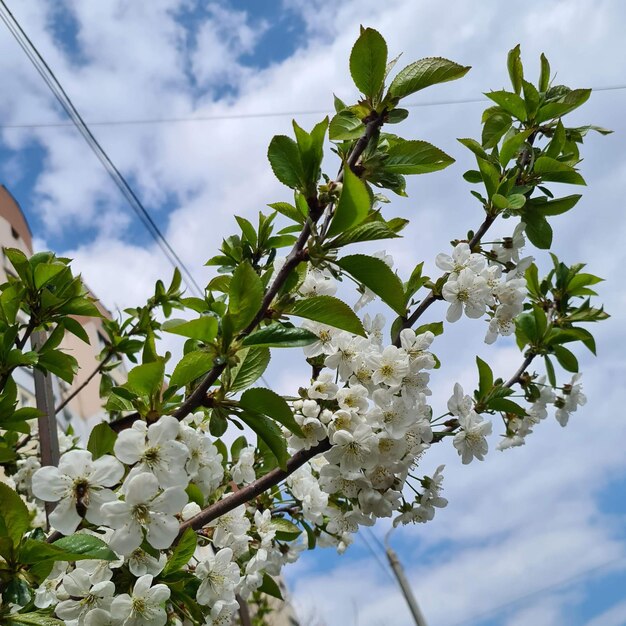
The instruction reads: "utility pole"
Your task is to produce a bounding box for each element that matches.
[385,530,429,626]
[32,330,60,520]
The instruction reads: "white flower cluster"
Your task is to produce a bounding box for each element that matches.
[436,228,531,343]
[285,308,449,547]
[498,373,587,449]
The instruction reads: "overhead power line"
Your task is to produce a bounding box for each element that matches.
[0,1,204,297]
[1,84,625,130]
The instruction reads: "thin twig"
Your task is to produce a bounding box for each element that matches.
[55,350,114,415]
[504,353,535,388]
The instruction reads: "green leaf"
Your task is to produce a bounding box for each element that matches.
[507,44,523,95]
[292,118,328,191]
[0,482,30,545]
[545,355,557,387]
[516,312,538,344]
[289,295,366,336]
[268,135,305,190]
[522,80,541,118]
[329,110,364,141]
[458,137,489,160]
[535,88,591,123]
[242,324,318,348]
[553,345,579,373]
[230,347,271,392]
[63,317,90,344]
[170,351,214,388]
[36,350,78,384]
[524,213,553,249]
[327,166,371,237]
[531,194,581,216]
[539,53,551,92]
[20,535,117,564]
[476,356,493,397]
[163,528,197,575]
[327,221,401,248]
[477,157,501,198]
[33,262,66,289]
[488,398,526,416]
[236,216,258,246]
[272,518,302,541]
[384,139,454,175]
[499,129,532,166]
[534,157,586,185]
[259,573,284,600]
[3,578,32,610]
[485,91,527,120]
[229,262,263,331]
[349,27,388,99]
[267,201,305,224]
[482,110,512,149]
[125,360,165,397]
[87,423,117,460]
[162,317,218,343]
[335,254,406,315]
[388,57,470,100]
[238,410,289,470]
[507,194,526,210]
[240,387,302,437]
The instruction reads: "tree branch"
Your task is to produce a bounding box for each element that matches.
[167,113,385,424]
[177,439,331,537]
[504,353,535,388]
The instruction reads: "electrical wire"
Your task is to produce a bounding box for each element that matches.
[1,84,624,130]
[360,529,396,585]
[0,1,204,297]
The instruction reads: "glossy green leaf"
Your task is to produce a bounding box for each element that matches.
[327,166,371,237]
[170,351,214,388]
[242,324,318,348]
[162,317,218,343]
[125,360,164,397]
[238,410,289,470]
[534,157,586,185]
[553,345,579,372]
[240,387,302,437]
[482,110,512,149]
[524,212,553,249]
[350,27,388,98]
[229,347,271,392]
[327,221,401,248]
[87,423,117,460]
[507,44,523,95]
[329,110,364,141]
[485,90,527,120]
[162,528,197,575]
[268,135,305,190]
[539,53,551,92]
[0,481,30,545]
[388,57,470,100]
[384,139,454,175]
[229,262,263,331]
[289,295,366,336]
[335,254,406,315]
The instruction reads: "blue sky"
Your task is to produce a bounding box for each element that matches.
[1,1,626,624]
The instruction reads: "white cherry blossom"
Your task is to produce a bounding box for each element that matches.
[101,472,187,555]
[32,450,123,535]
